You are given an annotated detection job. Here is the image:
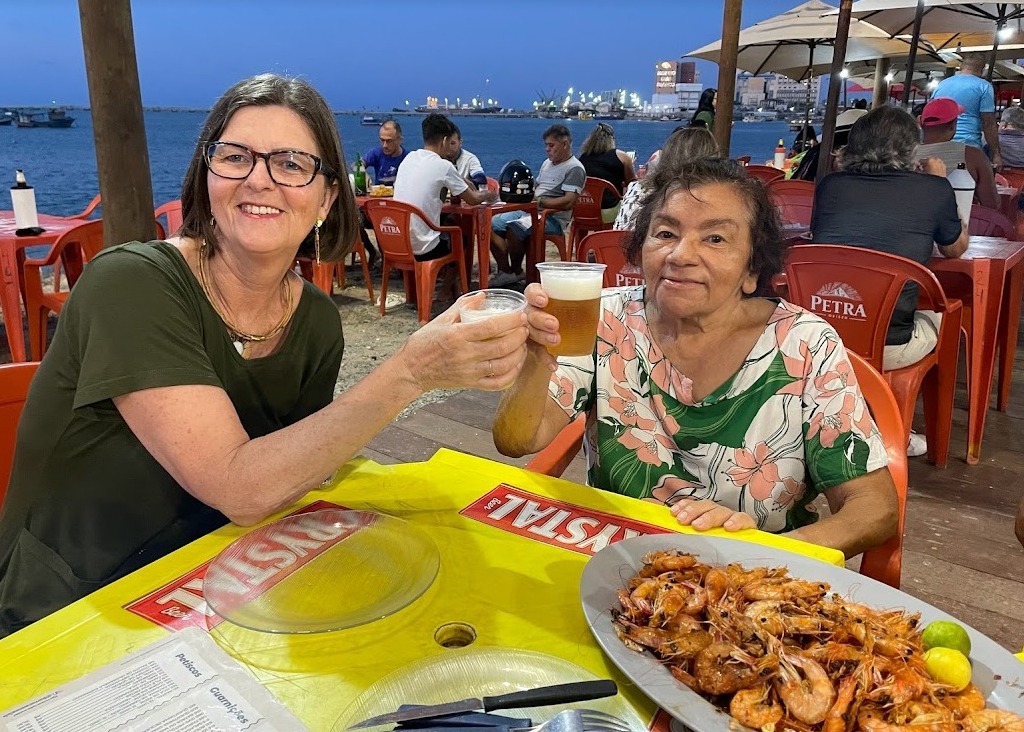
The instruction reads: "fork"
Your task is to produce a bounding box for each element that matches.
[511,709,634,732]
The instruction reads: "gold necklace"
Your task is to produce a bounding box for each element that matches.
[197,242,294,357]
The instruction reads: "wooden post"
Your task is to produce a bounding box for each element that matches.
[715,0,743,157]
[78,0,157,248]
[901,0,925,108]
[816,0,853,182]
[872,59,891,109]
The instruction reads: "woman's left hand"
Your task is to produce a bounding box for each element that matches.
[669,498,757,532]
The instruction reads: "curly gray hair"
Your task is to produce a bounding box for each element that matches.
[839,105,919,174]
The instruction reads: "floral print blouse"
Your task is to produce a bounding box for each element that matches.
[547,288,889,533]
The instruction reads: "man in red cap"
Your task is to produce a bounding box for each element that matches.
[917,96,999,211]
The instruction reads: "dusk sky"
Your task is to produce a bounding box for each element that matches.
[3,0,805,110]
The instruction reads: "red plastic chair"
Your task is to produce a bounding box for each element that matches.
[154,199,183,237]
[848,351,908,589]
[363,198,467,324]
[524,352,908,588]
[0,362,39,510]
[967,203,1014,237]
[68,194,101,219]
[575,230,643,288]
[571,177,620,253]
[784,244,962,467]
[745,164,786,185]
[999,167,1024,192]
[767,179,816,229]
[22,219,167,359]
[537,209,571,263]
[296,239,375,305]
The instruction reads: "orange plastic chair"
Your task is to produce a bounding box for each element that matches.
[967,203,1014,237]
[999,167,1024,192]
[154,199,183,237]
[784,244,962,467]
[745,164,786,185]
[22,219,166,359]
[363,198,467,324]
[0,362,39,509]
[571,177,620,253]
[296,239,375,305]
[847,351,908,589]
[68,194,101,219]
[525,352,909,588]
[537,209,571,263]
[767,179,816,229]
[575,230,643,288]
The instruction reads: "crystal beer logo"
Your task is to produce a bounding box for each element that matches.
[380,215,401,236]
[809,282,866,320]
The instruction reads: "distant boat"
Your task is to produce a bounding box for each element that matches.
[14,108,76,128]
[360,115,383,126]
[0,111,12,126]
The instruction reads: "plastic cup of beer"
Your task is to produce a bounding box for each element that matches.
[536,262,606,356]
[456,289,527,323]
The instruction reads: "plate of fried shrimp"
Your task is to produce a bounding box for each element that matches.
[580,535,1024,732]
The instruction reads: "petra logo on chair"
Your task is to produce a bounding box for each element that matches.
[809,282,866,320]
[379,215,401,236]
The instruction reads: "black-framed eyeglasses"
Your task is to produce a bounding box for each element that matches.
[203,141,335,187]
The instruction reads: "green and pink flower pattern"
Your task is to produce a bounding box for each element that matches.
[548,288,888,533]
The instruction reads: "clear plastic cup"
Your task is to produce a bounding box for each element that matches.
[456,289,527,323]
[536,262,606,356]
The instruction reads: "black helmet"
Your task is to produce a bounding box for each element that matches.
[498,160,534,203]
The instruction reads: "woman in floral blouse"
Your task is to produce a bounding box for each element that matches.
[494,158,898,558]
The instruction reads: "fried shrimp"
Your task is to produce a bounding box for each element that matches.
[731,684,784,730]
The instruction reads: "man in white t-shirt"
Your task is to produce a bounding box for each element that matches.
[446,124,488,191]
[393,113,494,260]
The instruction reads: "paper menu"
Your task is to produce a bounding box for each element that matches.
[1,627,309,731]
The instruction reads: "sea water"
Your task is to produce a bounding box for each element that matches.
[0,111,796,217]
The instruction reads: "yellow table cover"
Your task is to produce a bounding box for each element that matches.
[0,449,846,730]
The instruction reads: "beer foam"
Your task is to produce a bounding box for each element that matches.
[540,274,603,301]
[460,302,521,323]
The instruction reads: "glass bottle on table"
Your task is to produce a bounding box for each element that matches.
[353,153,367,195]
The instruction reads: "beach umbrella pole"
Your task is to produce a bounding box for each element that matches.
[816,0,853,182]
[872,58,891,109]
[901,0,925,108]
[987,25,1003,83]
[715,0,743,157]
[77,0,157,247]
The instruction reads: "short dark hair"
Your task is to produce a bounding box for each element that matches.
[380,119,402,137]
[422,113,456,144]
[625,158,785,297]
[854,98,868,110]
[180,73,357,262]
[543,123,572,142]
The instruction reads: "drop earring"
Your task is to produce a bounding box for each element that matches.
[314,218,323,265]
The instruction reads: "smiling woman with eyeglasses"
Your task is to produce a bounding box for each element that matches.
[0,74,530,636]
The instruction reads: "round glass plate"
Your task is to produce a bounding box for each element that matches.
[203,509,439,634]
[332,646,646,731]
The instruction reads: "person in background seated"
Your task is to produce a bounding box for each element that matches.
[916,97,999,210]
[931,52,1001,166]
[811,106,968,456]
[490,124,585,287]
[0,75,529,637]
[998,105,1024,169]
[577,122,635,223]
[364,119,409,186]
[446,123,488,191]
[493,158,898,558]
[785,124,818,178]
[614,127,720,231]
[689,88,717,131]
[789,108,865,182]
[393,113,494,265]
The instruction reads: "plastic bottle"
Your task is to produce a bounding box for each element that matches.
[353,153,367,195]
[773,138,786,169]
[10,170,39,230]
[948,162,975,226]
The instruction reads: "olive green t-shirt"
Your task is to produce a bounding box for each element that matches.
[0,241,344,635]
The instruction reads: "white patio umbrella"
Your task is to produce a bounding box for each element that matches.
[686,0,941,81]
[841,0,1024,84]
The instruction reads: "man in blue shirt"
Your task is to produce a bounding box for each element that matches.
[931,53,1001,167]
[364,120,409,185]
